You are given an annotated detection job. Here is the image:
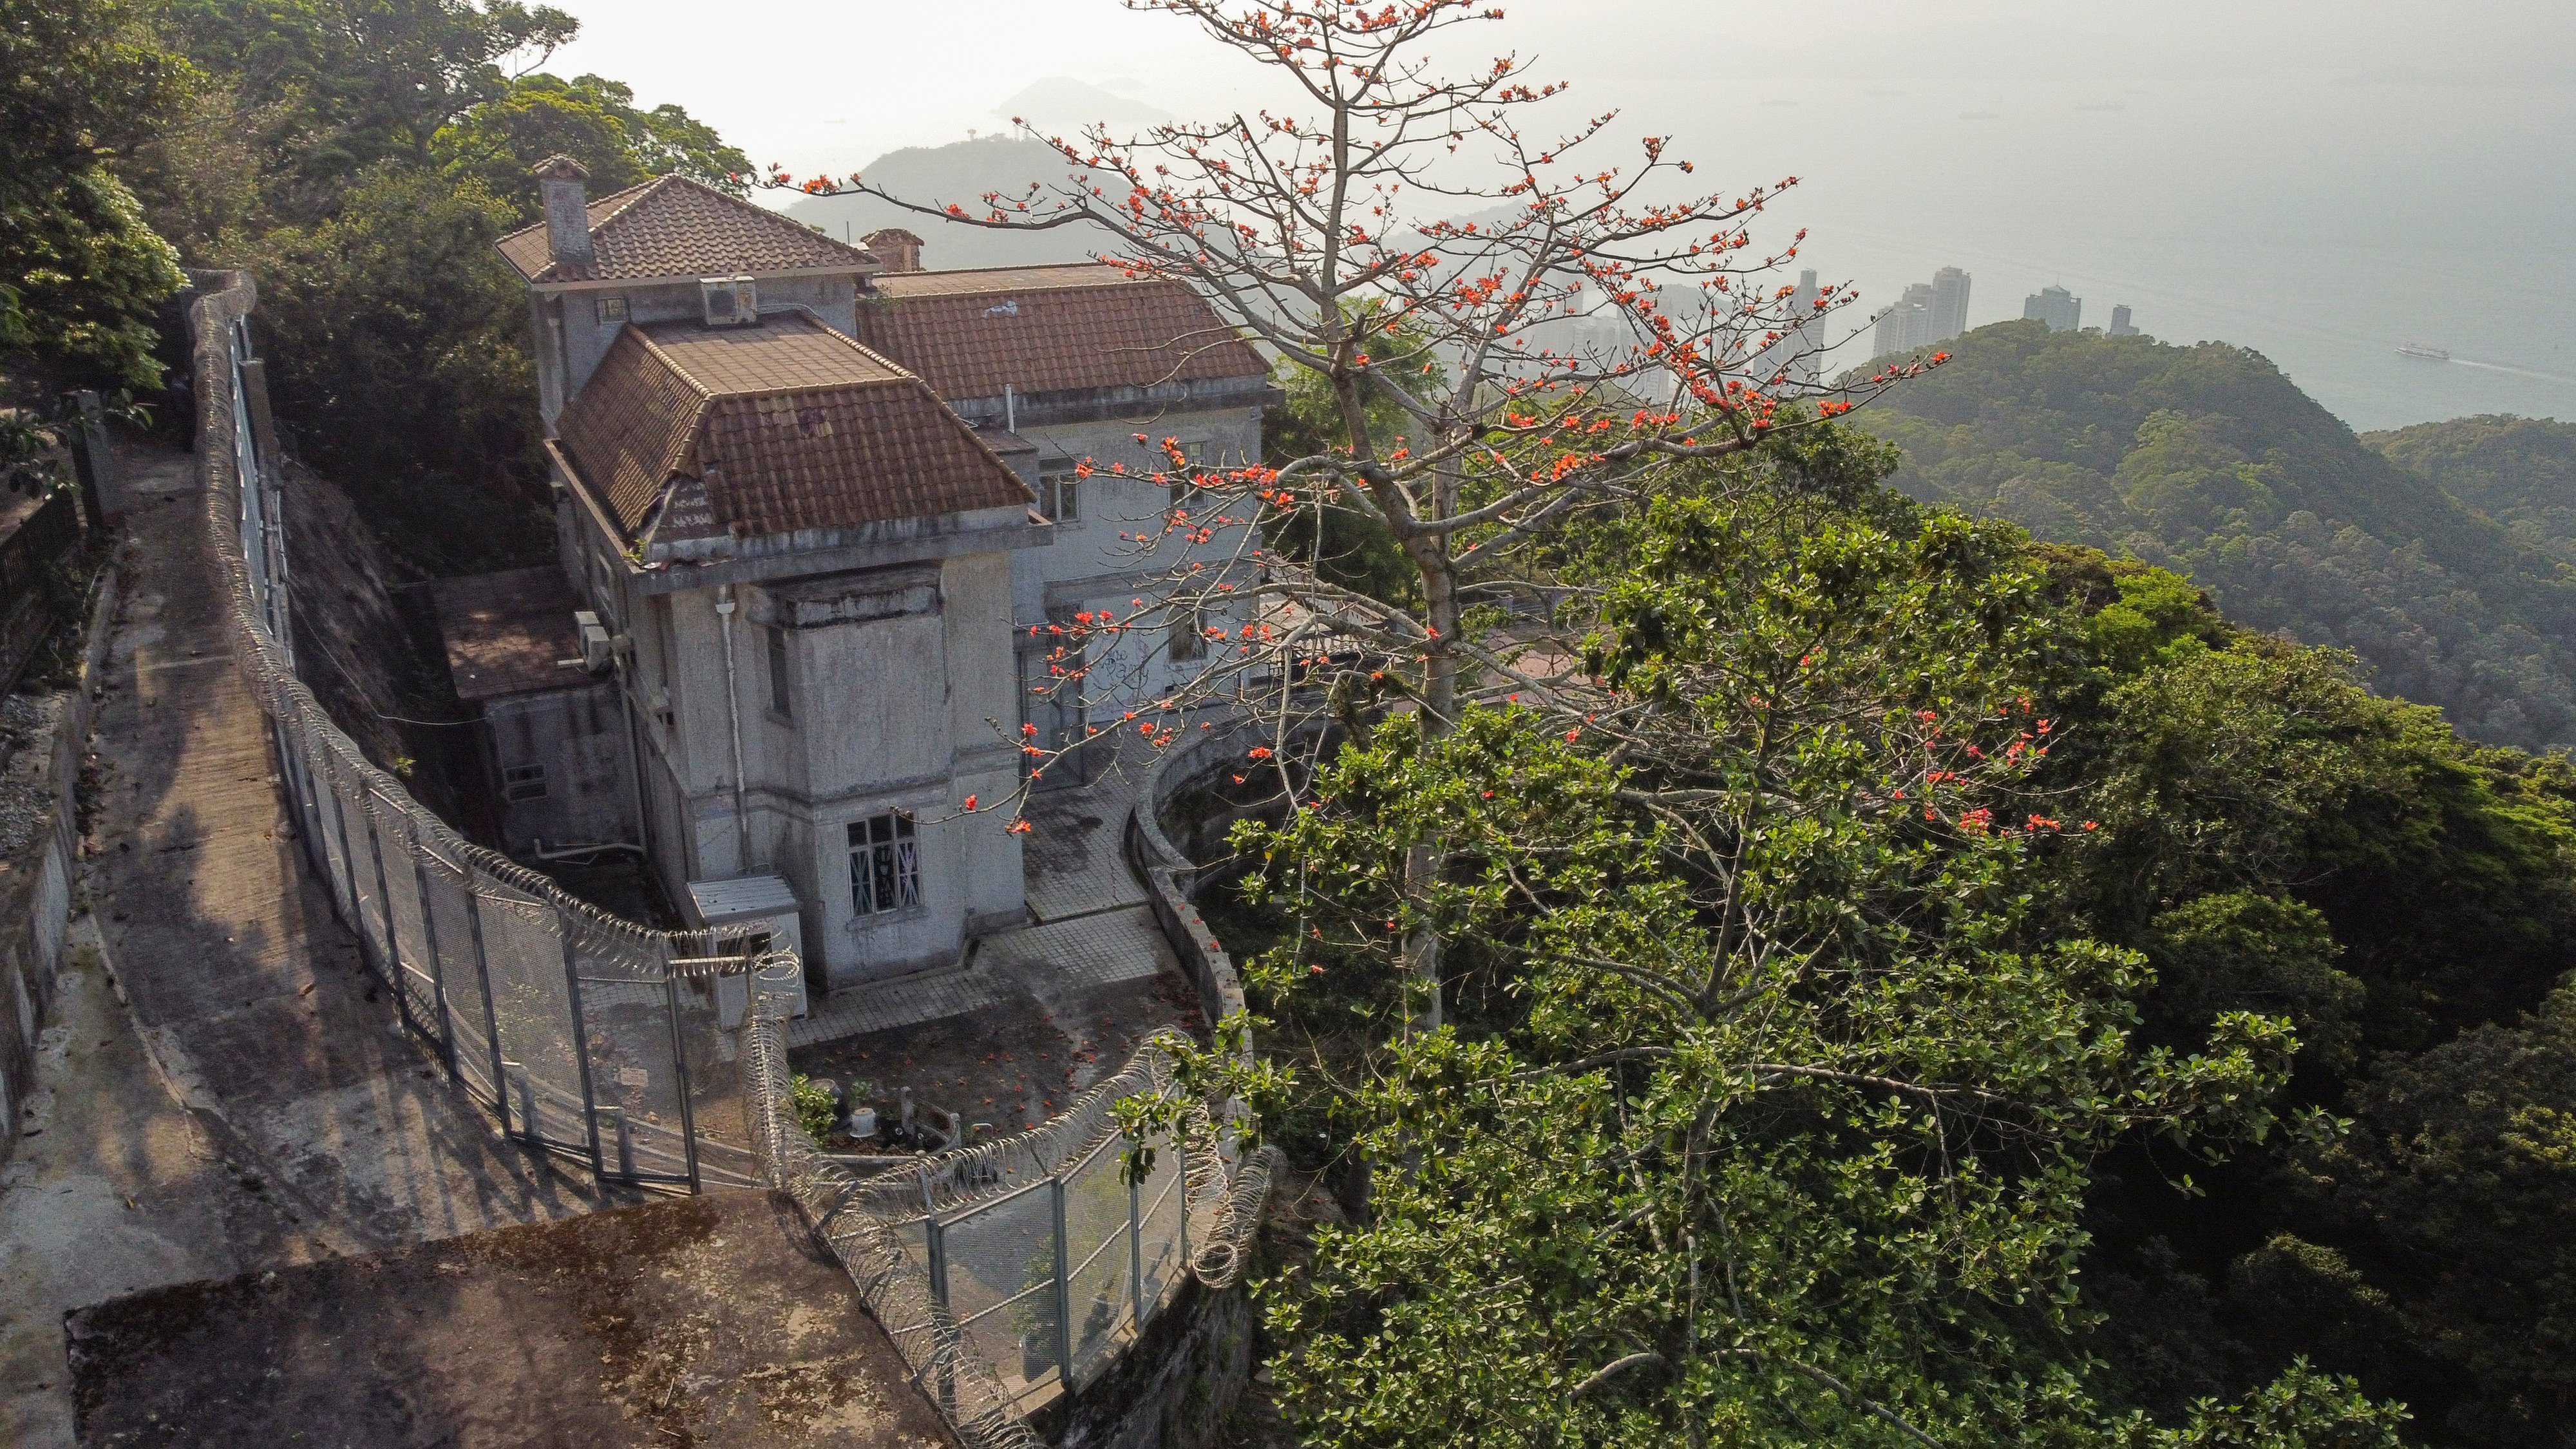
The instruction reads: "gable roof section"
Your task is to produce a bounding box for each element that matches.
[498,175,876,285]
[553,312,1032,543]
[849,263,1269,402]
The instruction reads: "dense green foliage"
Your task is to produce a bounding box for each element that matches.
[0,0,187,435]
[128,0,748,574]
[2367,415,2576,568]
[1860,323,2576,751]
[1197,415,2576,1446]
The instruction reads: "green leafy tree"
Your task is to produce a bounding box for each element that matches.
[233,165,545,572]
[0,0,186,392]
[152,0,578,213]
[431,72,752,218]
[1197,443,2387,1444]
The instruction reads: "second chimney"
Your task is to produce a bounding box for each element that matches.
[533,155,594,269]
[864,227,924,274]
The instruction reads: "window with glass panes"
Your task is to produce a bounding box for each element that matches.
[848,811,920,916]
[1039,460,1080,522]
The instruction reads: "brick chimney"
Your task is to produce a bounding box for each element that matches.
[533,155,594,268]
[863,228,924,274]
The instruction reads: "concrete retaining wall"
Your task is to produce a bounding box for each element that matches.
[0,566,119,1169]
[1032,1278,1257,1449]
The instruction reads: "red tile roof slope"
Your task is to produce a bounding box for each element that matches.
[498,175,875,285]
[428,566,582,703]
[553,313,1032,542]
[849,264,1269,401]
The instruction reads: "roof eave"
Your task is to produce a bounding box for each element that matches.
[527,262,882,294]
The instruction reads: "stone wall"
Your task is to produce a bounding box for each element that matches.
[1032,1278,1257,1449]
[0,567,116,1170]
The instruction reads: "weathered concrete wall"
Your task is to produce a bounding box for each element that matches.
[1034,1277,1257,1449]
[1007,410,1264,723]
[625,551,1030,989]
[0,568,113,1172]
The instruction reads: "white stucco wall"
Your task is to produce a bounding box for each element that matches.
[1005,408,1263,732]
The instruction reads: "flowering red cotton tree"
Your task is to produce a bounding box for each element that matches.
[773,0,1925,1015]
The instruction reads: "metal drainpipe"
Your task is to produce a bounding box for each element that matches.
[715,586,752,869]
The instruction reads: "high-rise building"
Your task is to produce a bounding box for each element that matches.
[1929,267,1972,343]
[1873,269,1972,361]
[2023,285,2082,332]
[1874,282,1934,360]
[2107,304,2138,337]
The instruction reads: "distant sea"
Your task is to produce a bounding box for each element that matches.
[1689,43,2576,432]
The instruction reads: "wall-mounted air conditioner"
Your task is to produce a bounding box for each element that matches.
[572,609,611,674]
[699,275,758,327]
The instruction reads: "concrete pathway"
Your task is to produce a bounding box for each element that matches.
[0,445,618,1448]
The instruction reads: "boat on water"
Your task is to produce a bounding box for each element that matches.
[2396,343,2451,361]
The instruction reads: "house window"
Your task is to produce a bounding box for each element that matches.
[1039,461,1080,522]
[765,625,791,719]
[596,293,629,325]
[1169,604,1205,662]
[848,812,921,916]
[502,764,549,802]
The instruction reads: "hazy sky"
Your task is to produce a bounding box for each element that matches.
[546,1,2576,430]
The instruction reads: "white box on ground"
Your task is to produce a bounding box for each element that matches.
[688,874,808,1024]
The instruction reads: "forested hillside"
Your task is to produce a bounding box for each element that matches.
[2368,414,2576,566]
[1860,323,2576,749]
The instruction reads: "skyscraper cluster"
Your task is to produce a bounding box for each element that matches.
[1872,266,1972,361]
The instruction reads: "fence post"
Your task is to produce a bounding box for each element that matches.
[560,928,605,1177]
[1052,1176,1074,1387]
[1130,1161,1146,1329]
[925,1213,949,1309]
[663,972,701,1193]
[361,793,397,985]
[407,829,459,1081]
[320,746,362,926]
[463,882,506,1114]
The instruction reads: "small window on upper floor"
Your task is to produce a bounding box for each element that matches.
[596,293,629,325]
[1039,460,1080,523]
[766,624,791,719]
[502,764,549,802]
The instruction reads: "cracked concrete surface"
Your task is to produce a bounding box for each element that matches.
[0,444,628,1446]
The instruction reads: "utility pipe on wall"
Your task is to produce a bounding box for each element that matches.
[715,586,752,869]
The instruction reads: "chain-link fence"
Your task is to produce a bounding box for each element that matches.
[737,960,1276,1441]
[193,270,1277,1447]
[194,272,762,1192]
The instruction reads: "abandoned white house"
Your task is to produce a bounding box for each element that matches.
[417,156,1271,996]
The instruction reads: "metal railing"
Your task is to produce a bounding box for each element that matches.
[190,270,1277,1448]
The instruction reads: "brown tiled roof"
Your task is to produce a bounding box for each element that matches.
[553,312,1032,543]
[849,264,1269,401]
[497,175,875,285]
[427,567,583,703]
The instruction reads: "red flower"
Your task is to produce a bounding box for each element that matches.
[963,794,978,811]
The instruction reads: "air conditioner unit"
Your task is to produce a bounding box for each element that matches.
[699,275,758,327]
[572,609,612,674]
